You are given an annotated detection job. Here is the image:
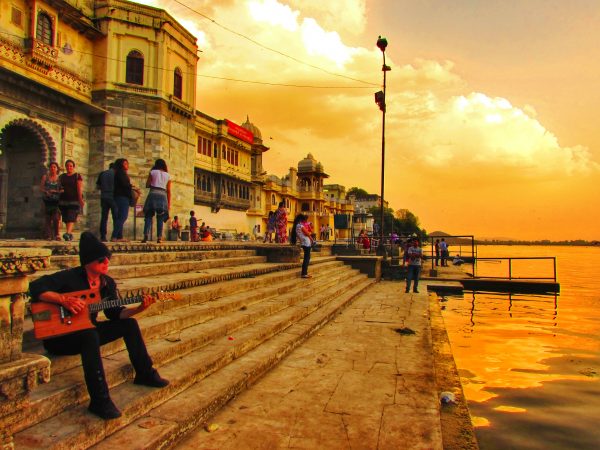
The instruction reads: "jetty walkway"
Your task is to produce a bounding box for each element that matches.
[0,240,477,449]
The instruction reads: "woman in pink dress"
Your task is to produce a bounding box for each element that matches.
[274,202,288,243]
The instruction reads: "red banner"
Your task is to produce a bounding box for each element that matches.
[225,119,253,144]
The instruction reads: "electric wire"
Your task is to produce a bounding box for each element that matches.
[0,30,374,89]
[170,0,379,87]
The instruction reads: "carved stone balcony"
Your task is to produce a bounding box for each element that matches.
[24,38,58,69]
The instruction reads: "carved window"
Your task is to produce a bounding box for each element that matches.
[11,7,23,27]
[173,68,183,99]
[36,12,53,46]
[126,51,144,85]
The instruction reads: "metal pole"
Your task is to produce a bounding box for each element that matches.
[380,52,386,256]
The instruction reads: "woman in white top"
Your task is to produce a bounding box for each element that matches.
[291,213,313,278]
[142,159,171,243]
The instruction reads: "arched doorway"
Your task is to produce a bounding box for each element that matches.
[0,119,57,237]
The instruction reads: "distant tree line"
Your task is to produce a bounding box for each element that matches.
[347,186,426,237]
[476,239,599,246]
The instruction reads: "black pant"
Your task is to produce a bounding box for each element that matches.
[100,197,117,240]
[43,319,153,401]
[301,245,311,275]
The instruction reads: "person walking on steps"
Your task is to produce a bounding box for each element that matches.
[28,232,169,420]
[291,213,313,278]
[142,159,171,244]
[405,237,423,293]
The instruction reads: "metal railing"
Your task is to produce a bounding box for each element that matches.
[473,257,557,282]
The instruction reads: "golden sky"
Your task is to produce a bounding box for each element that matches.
[139,0,599,240]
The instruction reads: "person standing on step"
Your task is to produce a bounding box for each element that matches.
[28,232,169,420]
[439,238,449,267]
[142,159,171,244]
[265,211,275,243]
[434,238,440,267]
[40,162,62,240]
[274,201,288,243]
[170,215,182,240]
[405,237,423,293]
[96,163,116,242]
[111,158,133,242]
[291,213,313,278]
[189,211,199,242]
[58,159,84,241]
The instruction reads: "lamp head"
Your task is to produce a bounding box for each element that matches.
[376,36,388,52]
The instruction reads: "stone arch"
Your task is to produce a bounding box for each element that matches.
[0,119,57,236]
[0,118,58,164]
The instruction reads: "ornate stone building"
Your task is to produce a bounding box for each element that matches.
[0,0,197,237]
[0,0,352,240]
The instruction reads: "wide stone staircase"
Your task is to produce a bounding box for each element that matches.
[11,243,375,449]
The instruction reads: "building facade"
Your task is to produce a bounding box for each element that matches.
[0,0,351,240]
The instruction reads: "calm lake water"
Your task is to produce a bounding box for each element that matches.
[439,245,600,450]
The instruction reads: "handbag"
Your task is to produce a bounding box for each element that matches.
[130,187,141,207]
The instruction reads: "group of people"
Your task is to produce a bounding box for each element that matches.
[40,159,84,241]
[265,202,288,243]
[97,158,171,244]
[41,157,171,243]
[434,238,450,267]
[319,224,332,241]
[186,211,213,242]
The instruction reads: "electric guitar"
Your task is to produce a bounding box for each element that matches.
[30,288,176,339]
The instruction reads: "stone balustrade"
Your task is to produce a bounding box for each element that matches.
[0,249,51,450]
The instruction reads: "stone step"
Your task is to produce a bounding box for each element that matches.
[102,279,374,450]
[22,260,346,372]
[12,263,359,436]
[46,248,259,271]
[13,272,373,449]
[21,257,338,347]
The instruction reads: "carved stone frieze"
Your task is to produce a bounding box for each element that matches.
[0,36,91,97]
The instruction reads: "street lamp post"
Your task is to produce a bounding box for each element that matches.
[375,36,391,257]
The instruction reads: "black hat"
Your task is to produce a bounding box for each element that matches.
[79,231,111,266]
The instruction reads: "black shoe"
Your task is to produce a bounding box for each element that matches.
[141,235,148,243]
[88,397,122,420]
[413,290,419,293]
[405,289,409,293]
[134,369,169,388]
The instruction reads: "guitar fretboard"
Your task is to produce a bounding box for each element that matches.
[88,295,144,313]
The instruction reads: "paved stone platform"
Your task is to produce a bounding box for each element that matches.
[175,281,447,450]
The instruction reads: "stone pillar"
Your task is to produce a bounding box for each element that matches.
[0,250,51,449]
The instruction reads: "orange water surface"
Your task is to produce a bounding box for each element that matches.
[440,245,600,450]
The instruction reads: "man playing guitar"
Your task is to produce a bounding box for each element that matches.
[29,232,169,420]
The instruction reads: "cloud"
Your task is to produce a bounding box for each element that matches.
[128,0,599,238]
[390,91,598,180]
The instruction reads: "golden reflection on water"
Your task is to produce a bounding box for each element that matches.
[440,245,600,448]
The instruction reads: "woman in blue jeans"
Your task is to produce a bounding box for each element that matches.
[291,213,313,278]
[142,159,171,243]
[112,158,132,242]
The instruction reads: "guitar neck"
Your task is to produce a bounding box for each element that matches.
[88,294,144,313]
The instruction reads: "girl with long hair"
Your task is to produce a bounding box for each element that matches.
[291,213,313,278]
[142,159,171,243]
[112,158,132,242]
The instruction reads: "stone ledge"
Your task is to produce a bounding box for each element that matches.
[336,255,382,280]
[253,245,301,263]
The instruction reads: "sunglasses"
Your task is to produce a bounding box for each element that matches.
[95,256,110,264]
